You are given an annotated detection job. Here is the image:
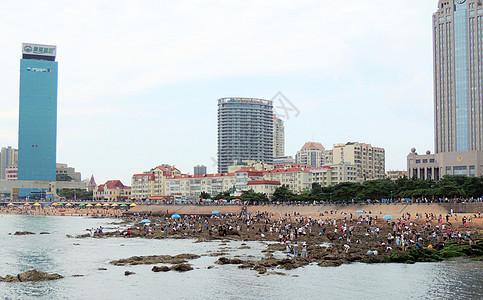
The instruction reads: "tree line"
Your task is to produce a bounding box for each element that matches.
[201,176,483,203]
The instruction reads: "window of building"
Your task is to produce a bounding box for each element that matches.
[469,166,475,177]
[453,166,467,176]
[445,166,452,175]
[416,159,421,164]
[423,159,428,163]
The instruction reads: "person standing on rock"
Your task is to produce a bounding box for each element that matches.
[293,242,299,257]
[301,243,307,258]
[286,242,291,257]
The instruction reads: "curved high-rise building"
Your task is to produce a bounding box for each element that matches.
[217,97,273,173]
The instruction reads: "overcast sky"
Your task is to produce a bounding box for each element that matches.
[0,0,438,185]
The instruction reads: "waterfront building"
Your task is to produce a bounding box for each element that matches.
[408,1,483,179]
[217,97,273,173]
[310,163,358,187]
[194,165,207,175]
[87,175,97,192]
[166,173,236,200]
[433,0,482,153]
[332,142,386,182]
[295,142,326,168]
[263,167,312,193]
[273,116,285,158]
[93,180,131,201]
[5,166,18,181]
[0,146,18,180]
[56,163,81,182]
[18,43,58,181]
[130,165,181,199]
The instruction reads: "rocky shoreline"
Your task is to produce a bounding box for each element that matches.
[73,210,483,273]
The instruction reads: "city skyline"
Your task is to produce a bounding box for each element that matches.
[0,1,438,185]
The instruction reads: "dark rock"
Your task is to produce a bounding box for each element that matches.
[239,246,251,249]
[215,257,243,265]
[98,268,107,271]
[72,275,84,277]
[110,253,200,266]
[253,265,267,274]
[207,266,214,269]
[124,271,135,276]
[17,270,63,282]
[170,264,193,272]
[152,266,170,272]
[39,232,50,235]
[209,252,228,257]
[4,275,20,282]
[14,231,35,235]
[238,262,256,269]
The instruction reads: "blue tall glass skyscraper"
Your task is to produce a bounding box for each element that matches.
[18,43,58,181]
[433,0,483,153]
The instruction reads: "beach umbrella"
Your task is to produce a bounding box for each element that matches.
[120,204,128,207]
[383,215,394,220]
[79,203,86,207]
[111,203,118,207]
[33,202,41,207]
[58,203,64,206]
[65,203,72,207]
[51,202,58,206]
[234,199,240,201]
[7,203,14,206]
[86,203,93,207]
[140,219,151,224]
[130,203,137,207]
[205,199,211,202]
[219,199,224,202]
[95,203,102,207]
[171,214,181,219]
[212,210,219,214]
[103,203,110,207]
[24,202,31,206]
[356,210,365,213]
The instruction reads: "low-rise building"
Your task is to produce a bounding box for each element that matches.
[131,165,181,200]
[56,163,82,182]
[263,167,312,193]
[310,163,358,187]
[386,170,407,181]
[94,180,131,201]
[407,148,482,180]
[166,173,236,200]
[5,166,18,181]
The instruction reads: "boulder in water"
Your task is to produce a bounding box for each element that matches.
[152,266,170,272]
[17,270,63,282]
[170,264,193,272]
[14,231,35,235]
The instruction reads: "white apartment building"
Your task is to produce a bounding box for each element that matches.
[310,163,358,187]
[331,142,385,182]
[131,165,181,199]
[295,142,326,167]
[263,167,312,193]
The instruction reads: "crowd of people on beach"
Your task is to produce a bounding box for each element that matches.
[122,206,481,259]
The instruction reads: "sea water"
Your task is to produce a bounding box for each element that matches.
[0,214,481,300]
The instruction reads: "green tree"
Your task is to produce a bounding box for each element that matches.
[56,174,73,181]
[239,189,268,202]
[199,191,211,200]
[272,185,295,202]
